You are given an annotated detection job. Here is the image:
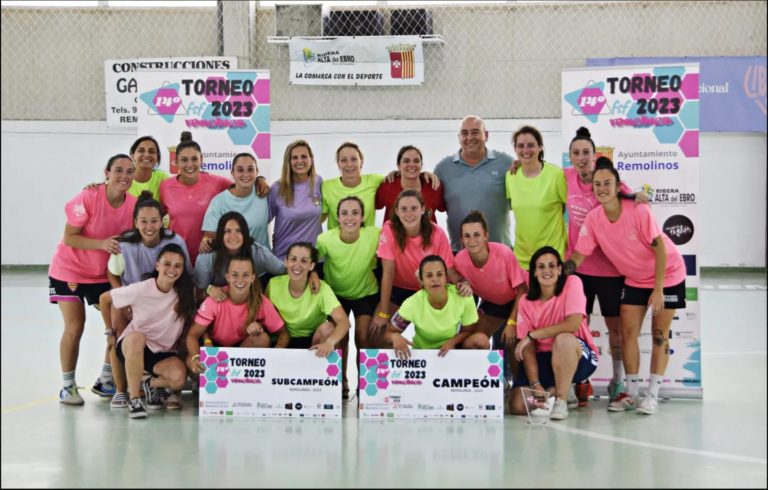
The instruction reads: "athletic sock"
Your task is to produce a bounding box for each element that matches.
[648,374,663,398]
[62,370,76,389]
[626,373,641,398]
[99,363,113,383]
[612,359,624,382]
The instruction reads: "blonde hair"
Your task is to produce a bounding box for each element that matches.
[279,140,316,206]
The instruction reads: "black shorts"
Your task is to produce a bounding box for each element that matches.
[116,338,179,374]
[338,293,379,318]
[391,286,418,306]
[287,336,314,349]
[478,298,514,319]
[49,277,110,307]
[621,280,686,310]
[576,273,624,317]
[513,337,599,388]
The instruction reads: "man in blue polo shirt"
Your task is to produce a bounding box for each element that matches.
[435,115,513,252]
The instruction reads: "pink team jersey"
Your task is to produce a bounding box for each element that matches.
[576,200,686,289]
[516,275,598,356]
[49,186,137,283]
[159,173,231,264]
[565,167,628,277]
[454,242,525,305]
[194,293,284,347]
[113,279,184,353]
[377,222,455,291]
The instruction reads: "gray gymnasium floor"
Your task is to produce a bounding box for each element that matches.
[1,269,765,488]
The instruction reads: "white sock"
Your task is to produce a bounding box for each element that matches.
[648,374,663,398]
[62,370,76,388]
[612,359,624,382]
[626,374,641,398]
[99,363,113,383]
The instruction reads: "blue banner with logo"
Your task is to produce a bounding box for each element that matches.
[587,56,766,133]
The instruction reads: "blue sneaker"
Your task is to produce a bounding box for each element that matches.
[91,379,116,397]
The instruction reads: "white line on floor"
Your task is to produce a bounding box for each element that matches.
[547,424,767,465]
[702,351,767,356]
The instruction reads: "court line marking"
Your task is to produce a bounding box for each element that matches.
[1,396,58,414]
[547,424,767,465]
[702,351,767,356]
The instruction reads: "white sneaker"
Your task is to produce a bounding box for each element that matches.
[566,384,578,409]
[59,386,84,406]
[551,399,569,420]
[110,392,129,408]
[636,392,658,415]
[608,392,635,412]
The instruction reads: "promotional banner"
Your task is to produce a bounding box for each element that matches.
[289,36,424,85]
[105,57,237,128]
[562,63,702,399]
[198,347,342,418]
[587,56,766,132]
[358,349,504,419]
[136,70,270,180]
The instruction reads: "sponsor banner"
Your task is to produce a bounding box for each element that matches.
[198,347,342,418]
[289,36,424,86]
[358,349,504,419]
[105,57,237,128]
[136,70,270,180]
[587,56,767,132]
[562,63,702,399]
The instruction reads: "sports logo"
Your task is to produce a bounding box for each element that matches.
[663,215,694,245]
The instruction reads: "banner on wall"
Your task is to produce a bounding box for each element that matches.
[358,349,504,419]
[586,56,766,132]
[105,57,237,128]
[562,63,702,399]
[198,347,342,418]
[289,36,424,86]
[136,70,270,180]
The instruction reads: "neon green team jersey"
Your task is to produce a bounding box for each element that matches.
[397,285,479,349]
[128,170,170,201]
[316,226,380,300]
[505,162,567,270]
[266,276,341,339]
[321,174,384,229]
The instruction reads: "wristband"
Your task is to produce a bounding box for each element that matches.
[530,380,542,388]
[506,319,517,326]
[377,311,391,319]
[206,285,213,296]
[527,331,535,341]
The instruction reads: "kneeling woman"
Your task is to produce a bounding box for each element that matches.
[99,243,196,419]
[387,255,486,360]
[186,256,285,375]
[509,246,599,421]
[266,242,350,358]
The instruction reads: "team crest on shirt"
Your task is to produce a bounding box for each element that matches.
[72,204,86,218]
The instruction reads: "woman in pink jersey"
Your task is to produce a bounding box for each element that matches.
[509,246,599,421]
[565,127,648,405]
[49,154,137,406]
[186,255,285,373]
[454,211,526,369]
[159,131,232,266]
[569,157,686,415]
[99,243,197,419]
[370,189,470,339]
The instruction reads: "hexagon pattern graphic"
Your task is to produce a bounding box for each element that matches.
[358,350,391,396]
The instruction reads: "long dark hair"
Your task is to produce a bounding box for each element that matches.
[391,189,433,252]
[569,126,596,153]
[526,246,567,301]
[212,212,255,279]
[118,191,176,243]
[146,243,196,325]
[594,157,636,200]
[227,256,264,335]
[512,125,545,162]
